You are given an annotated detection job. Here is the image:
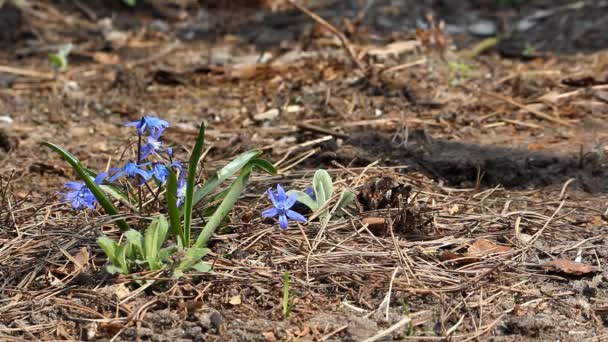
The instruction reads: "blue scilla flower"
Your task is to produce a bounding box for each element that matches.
[261,184,307,229]
[107,161,153,183]
[62,181,97,210]
[140,134,163,160]
[176,177,187,207]
[152,163,170,183]
[152,161,183,183]
[126,115,169,136]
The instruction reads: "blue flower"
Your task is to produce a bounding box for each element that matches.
[140,134,163,160]
[176,177,187,207]
[152,163,170,183]
[61,181,97,210]
[152,161,183,183]
[108,161,152,183]
[261,184,307,229]
[125,115,169,136]
[304,186,316,201]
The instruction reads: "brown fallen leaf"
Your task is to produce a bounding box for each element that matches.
[362,217,386,235]
[468,238,511,256]
[439,251,480,265]
[543,259,598,275]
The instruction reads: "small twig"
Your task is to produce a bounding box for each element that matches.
[297,122,349,139]
[287,0,367,73]
[481,90,573,126]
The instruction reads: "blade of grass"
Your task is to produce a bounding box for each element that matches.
[189,149,262,211]
[166,170,183,245]
[42,141,131,231]
[193,165,252,249]
[183,123,205,248]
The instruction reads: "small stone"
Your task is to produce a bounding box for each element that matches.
[468,20,497,37]
[254,108,279,121]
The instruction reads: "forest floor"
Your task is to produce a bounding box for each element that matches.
[1,0,608,341]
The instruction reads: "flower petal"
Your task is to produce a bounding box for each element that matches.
[286,210,307,223]
[108,171,124,183]
[279,214,289,229]
[64,181,83,190]
[261,207,280,218]
[276,184,287,203]
[95,172,108,184]
[267,188,279,207]
[284,193,297,209]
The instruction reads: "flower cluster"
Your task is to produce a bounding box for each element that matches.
[61,115,187,209]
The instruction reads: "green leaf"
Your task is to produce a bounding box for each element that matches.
[335,190,354,215]
[249,158,277,175]
[313,169,333,209]
[183,123,205,248]
[42,142,131,232]
[287,190,318,212]
[175,247,210,275]
[97,236,118,265]
[124,229,144,259]
[83,169,133,208]
[191,261,212,272]
[144,216,169,267]
[159,246,178,261]
[282,271,290,319]
[190,150,262,210]
[115,242,131,275]
[166,170,183,244]
[193,165,252,249]
[49,43,72,71]
[122,0,136,6]
[105,265,124,275]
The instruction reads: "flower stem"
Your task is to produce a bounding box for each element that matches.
[137,134,142,212]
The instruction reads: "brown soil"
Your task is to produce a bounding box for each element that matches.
[1,0,608,341]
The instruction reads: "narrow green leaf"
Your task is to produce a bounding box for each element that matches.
[166,170,183,243]
[183,123,205,248]
[83,169,133,208]
[124,229,144,259]
[42,141,131,232]
[193,165,252,249]
[287,190,318,212]
[115,243,130,275]
[249,158,277,175]
[189,150,262,210]
[144,216,169,264]
[282,271,290,318]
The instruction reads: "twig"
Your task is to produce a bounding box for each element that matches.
[286,0,367,72]
[481,90,573,126]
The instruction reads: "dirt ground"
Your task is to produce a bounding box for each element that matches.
[1,0,608,341]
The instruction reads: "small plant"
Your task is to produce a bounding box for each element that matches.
[49,43,73,71]
[288,169,354,220]
[282,270,291,319]
[44,115,276,277]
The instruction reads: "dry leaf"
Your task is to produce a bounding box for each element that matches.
[362,217,386,235]
[543,259,598,275]
[468,238,511,256]
[229,295,242,305]
[439,251,479,265]
[113,283,131,300]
